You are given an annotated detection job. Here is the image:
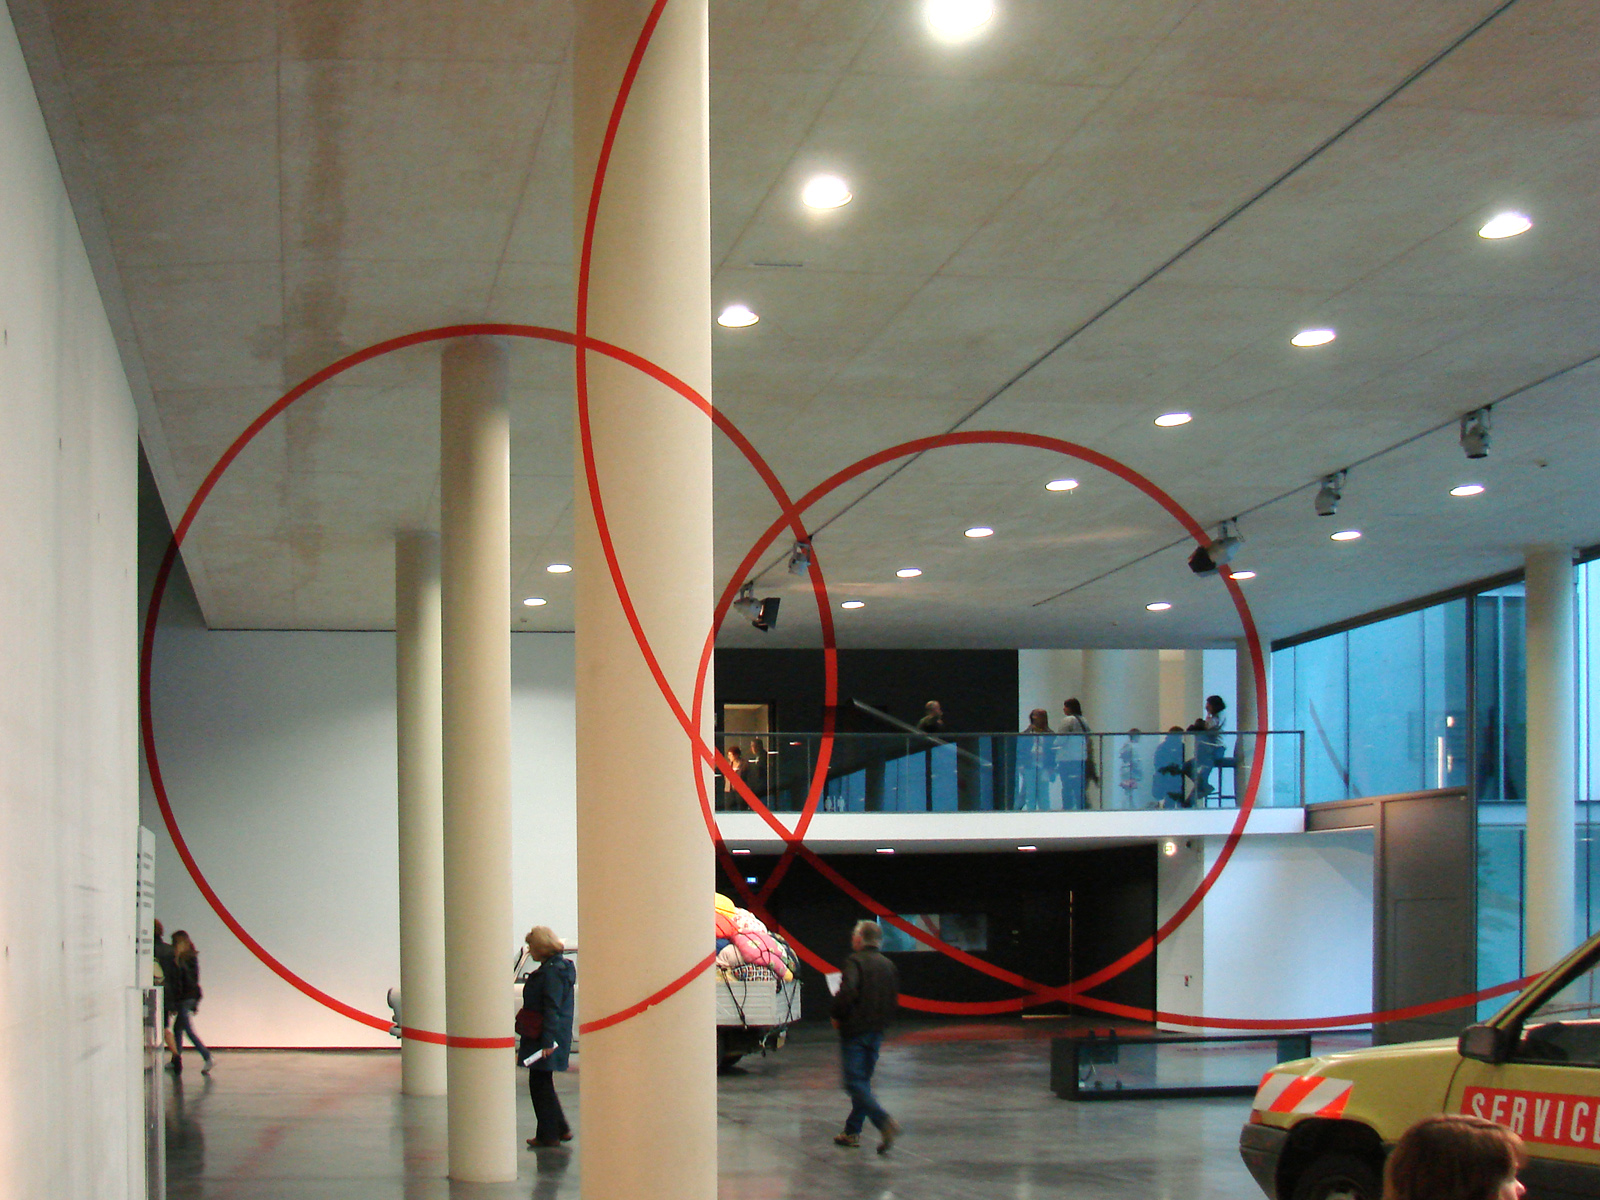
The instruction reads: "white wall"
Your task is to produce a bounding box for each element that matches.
[1158,830,1374,1029]
[0,4,142,1192]
[142,629,576,1047]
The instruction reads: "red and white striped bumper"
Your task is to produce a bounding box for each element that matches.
[1253,1071,1354,1119]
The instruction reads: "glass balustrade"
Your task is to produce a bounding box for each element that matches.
[710,730,1305,814]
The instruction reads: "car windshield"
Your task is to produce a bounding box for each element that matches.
[1516,946,1600,1066]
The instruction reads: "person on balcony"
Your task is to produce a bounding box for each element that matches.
[1189,695,1227,803]
[1056,698,1093,810]
[1017,709,1055,810]
[1153,727,1189,808]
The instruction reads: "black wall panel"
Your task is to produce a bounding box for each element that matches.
[717,845,1157,1021]
[716,648,1019,734]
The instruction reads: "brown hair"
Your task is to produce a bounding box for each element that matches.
[171,930,196,963]
[1025,708,1051,732]
[1383,1115,1525,1200]
[525,926,564,960]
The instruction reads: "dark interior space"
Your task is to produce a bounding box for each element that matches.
[716,648,1019,733]
[718,845,1157,1022]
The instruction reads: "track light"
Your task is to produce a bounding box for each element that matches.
[1188,521,1242,577]
[733,583,780,632]
[787,540,813,576]
[1314,471,1346,518]
[1460,409,1491,460]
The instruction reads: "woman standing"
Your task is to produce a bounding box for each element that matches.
[1016,709,1055,811]
[519,926,576,1149]
[168,930,213,1075]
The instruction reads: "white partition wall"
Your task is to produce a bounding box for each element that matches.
[0,3,142,1192]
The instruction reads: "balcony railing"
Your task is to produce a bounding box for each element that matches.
[712,730,1306,814]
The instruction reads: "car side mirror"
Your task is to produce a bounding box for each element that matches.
[1459,1023,1513,1064]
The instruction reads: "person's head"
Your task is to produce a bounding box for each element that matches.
[726,745,744,766]
[749,738,765,755]
[1383,1115,1526,1200]
[524,926,564,961]
[851,920,883,952]
[1206,694,1227,716]
[153,919,164,940]
[924,701,942,717]
[1168,726,1184,733]
[1063,698,1082,717]
[1128,728,1142,741]
[1027,708,1051,732]
[171,930,195,961]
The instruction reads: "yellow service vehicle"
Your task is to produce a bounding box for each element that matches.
[1241,928,1600,1200]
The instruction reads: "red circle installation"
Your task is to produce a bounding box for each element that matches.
[140,0,1534,1044]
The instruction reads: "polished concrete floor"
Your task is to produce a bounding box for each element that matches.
[163,1022,1270,1198]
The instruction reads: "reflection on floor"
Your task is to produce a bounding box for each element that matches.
[165,1021,1270,1199]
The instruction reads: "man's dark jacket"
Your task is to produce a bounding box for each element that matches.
[831,947,899,1038]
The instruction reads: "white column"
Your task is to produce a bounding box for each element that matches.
[395,531,446,1096]
[1524,545,1576,972]
[439,337,516,1181]
[574,0,716,1193]
[1235,636,1271,804]
[1082,649,1161,732]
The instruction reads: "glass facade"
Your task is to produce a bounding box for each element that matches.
[1274,558,1600,1013]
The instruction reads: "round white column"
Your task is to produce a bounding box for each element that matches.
[395,530,446,1096]
[439,337,516,1182]
[1524,545,1576,972]
[573,0,717,1194]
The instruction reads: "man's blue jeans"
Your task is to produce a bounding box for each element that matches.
[839,1030,889,1134]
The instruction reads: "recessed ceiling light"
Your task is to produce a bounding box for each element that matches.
[1154,412,1192,427]
[964,526,994,538]
[924,0,995,41]
[801,174,852,210]
[523,597,548,607]
[1017,845,1038,852]
[1450,484,1486,497]
[841,600,865,609]
[876,847,895,854]
[896,568,922,578]
[1291,328,1337,347]
[1046,478,1080,492]
[1145,601,1172,612]
[1479,211,1532,240]
[717,304,759,328]
[546,563,572,574]
[1228,570,1257,581]
[731,848,751,855]
[1330,530,1362,542]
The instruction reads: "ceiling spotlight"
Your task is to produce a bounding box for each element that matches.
[1460,408,1491,459]
[1146,601,1172,612]
[1450,483,1485,498]
[1017,845,1039,852]
[924,0,995,40]
[841,600,865,610]
[1228,569,1257,581]
[964,526,994,538]
[801,174,852,210]
[896,568,922,578]
[1331,529,1362,542]
[1314,471,1346,518]
[522,597,547,607]
[546,563,572,574]
[1188,522,1242,577]
[875,847,895,854]
[731,848,751,855]
[1162,839,1178,857]
[717,304,760,328]
[733,582,781,632]
[1046,478,1079,492]
[787,539,813,576]
[1479,211,1532,240]
[1291,328,1337,348]
[1154,412,1192,427]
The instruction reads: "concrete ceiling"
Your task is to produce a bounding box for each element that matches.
[15,0,1600,647]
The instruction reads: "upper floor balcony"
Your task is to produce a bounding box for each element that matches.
[711,730,1307,852]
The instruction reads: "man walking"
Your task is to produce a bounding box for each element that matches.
[831,919,902,1153]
